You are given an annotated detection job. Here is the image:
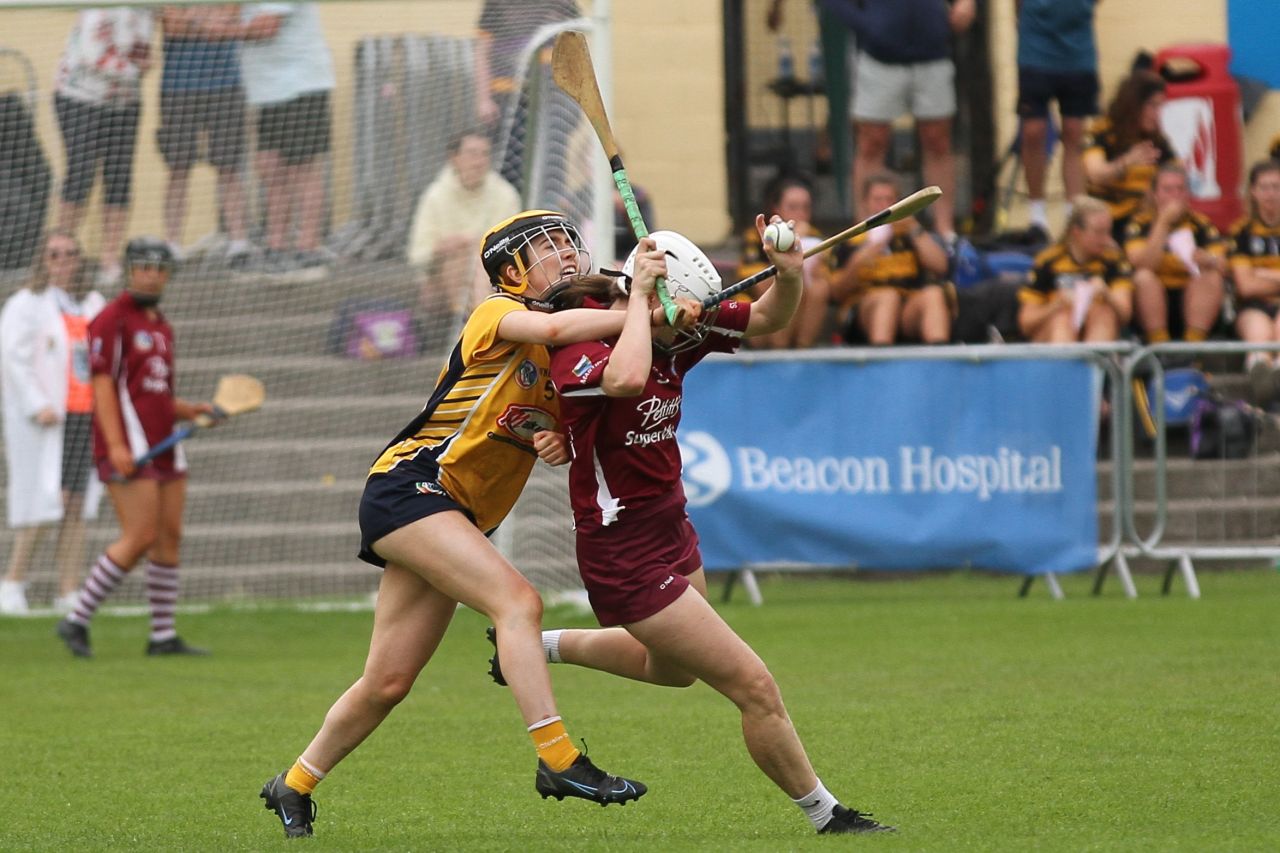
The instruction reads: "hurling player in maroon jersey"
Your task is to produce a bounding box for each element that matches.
[56,238,215,659]
[487,219,896,835]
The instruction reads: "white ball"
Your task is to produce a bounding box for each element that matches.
[763,221,796,253]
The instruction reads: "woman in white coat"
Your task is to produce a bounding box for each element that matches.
[0,229,104,614]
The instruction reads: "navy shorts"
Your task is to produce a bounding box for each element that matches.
[357,457,475,568]
[575,496,703,627]
[1017,66,1099,120]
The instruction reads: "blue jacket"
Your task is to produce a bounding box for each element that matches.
[820,0,953,65]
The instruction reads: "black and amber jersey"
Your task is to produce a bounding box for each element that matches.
[1019,242,1133,305]
[1229,215,1280,305]
[1124,209,1225,289]
[368,295,558,533]
[1084,118,1178,222]
[835,223,931,295]
[1270,133,1280,162]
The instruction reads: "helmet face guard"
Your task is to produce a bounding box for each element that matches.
[621,230,723,352]
[480,210,591,303]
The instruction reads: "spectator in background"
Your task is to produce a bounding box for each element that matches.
[223,2,335,280]
[1229,160,1280,407]
[831,0,974,243]
[1083,70,1178,244]
[0,230,105,615]
[407,128,521,328]
[473,0,580,188]
[156,5,252,267]
[52,7,154,287]
[737,175,833,348]
[1125,164,1226,344]
[830,173,951,345]
[1017,196,1133,343]
[1015,0,1100,238]
[55,238,215,658]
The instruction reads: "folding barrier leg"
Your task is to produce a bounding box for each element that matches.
[1178,554,1201,599]
[1114,551,1138,599]
[1043,572,1065,600]
[1091,560,1109,595]
[721,571,738,603]
[740,569,764,606]
[1161,559,1177,595]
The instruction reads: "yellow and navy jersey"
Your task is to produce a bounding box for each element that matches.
[1270,133,1280,162]
[368,294,558,533]
[1124,209,1225,289]
[835,222,931,295]
[1019,242,1133,305]
[1084,117,1178,222]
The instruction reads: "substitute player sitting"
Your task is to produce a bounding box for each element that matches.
[258,210,700,838]
[55,239,214,658]
[488,222,896,835]
[831,173,951,345]
[1018,197,1134,343]
[1125,164,1227,344]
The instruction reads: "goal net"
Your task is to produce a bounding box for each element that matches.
[0,0,609,606]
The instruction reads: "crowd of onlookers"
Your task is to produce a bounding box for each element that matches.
[746,0,1280,409]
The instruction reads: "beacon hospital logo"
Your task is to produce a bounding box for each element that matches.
[678,431,732,507]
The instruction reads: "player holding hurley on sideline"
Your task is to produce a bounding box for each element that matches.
[487,218,897,835]
[259,211,701,839]
[55,238,215,658]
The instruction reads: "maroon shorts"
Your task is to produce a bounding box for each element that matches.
[575,497,703,627]
[96,455,187,484]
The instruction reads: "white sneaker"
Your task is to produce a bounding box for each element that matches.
[0,580,29,615]
[53,591,80,614]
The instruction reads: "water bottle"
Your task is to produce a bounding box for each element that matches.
[807,41,823,87]
[776,36,795,83]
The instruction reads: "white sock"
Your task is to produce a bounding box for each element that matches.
[542,629,563,663]
[792,779,838,830]
[1028,199,1048,230]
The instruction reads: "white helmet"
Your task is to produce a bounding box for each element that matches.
[621,231,722,352]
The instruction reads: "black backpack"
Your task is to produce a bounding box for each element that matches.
[1189,394,1259,459]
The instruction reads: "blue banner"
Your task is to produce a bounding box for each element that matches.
[679,358,1100,575]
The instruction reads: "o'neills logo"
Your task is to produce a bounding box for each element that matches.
[496,404,556,443]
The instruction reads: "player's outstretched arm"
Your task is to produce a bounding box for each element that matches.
[746,214,804,337]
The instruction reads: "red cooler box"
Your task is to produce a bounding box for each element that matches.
[1155,43,1243,231]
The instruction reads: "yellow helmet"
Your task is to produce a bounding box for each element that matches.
[479,210,591,297]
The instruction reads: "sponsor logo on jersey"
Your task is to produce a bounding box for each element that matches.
[658,575,675,590]
[516,358,539,389]
[495,404,556,443]
[133,330,153,351]
[572,353,594,381]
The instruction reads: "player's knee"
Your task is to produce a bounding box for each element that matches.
[364,670,417,708]
[733,665,785,716]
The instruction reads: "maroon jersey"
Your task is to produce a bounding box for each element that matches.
[88,292,185,473]
[551,300,750,530]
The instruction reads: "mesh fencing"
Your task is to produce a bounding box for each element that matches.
[0,1,602,605]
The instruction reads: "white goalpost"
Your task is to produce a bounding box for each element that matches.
[0,0,615,605]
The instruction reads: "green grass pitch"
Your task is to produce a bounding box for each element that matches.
[2,570,1277,851]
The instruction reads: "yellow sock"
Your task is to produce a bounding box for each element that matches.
[1148,329,1171,343]
[1185,327,1208,342]
[285,758,324,795]
[529,717,580,772]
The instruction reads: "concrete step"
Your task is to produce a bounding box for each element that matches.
[1096,454,1280,500]
[173,355,446,398]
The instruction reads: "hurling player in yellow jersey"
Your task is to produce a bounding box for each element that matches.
[259,211,695,838]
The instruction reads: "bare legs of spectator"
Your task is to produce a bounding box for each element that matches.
[860,285,949,345]
[917,118,955,240]
[2,526,42,612]
[258,150,325,256]
[57,200,128,284]
[751,275,831,349]
[855,119,955,239]
[1133,268,1224,341]
[1184,269,1225,339]
[165,165,251,258]
[54,498,86,600]
[1022,116,1087,232]
[1132,269,1171,340]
